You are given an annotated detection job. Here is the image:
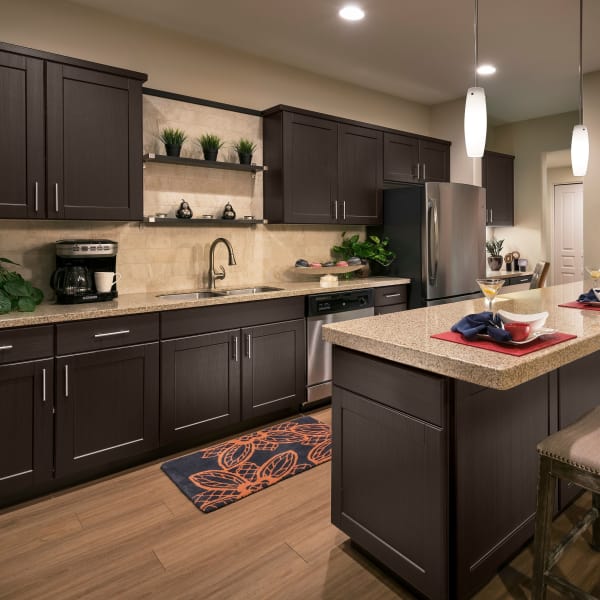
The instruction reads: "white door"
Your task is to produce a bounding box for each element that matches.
[553,183,583,284]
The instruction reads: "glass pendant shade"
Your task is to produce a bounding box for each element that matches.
[571,124,589,176]
[464,86,487,158]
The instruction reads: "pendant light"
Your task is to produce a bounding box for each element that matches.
[571,0,589,176]
[464,0,487,158]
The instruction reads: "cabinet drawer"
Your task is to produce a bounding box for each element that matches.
[56,313,159,355]
[374,285,408,307]
[375,304,407,315]
[0,325,53,364]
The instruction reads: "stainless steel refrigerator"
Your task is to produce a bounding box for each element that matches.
[370,182,486,309]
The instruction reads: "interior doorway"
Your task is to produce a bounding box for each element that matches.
[553,183,583,284]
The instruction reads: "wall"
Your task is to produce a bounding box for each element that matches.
[583,71,600,266]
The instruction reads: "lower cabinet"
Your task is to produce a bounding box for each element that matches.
[373,284,407,315]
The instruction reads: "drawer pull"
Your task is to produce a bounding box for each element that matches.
[34,181,39,212]
[65,364,69,398]
[42,368,47,403]
[384,293,403,298]
[93,329,130,339]
[233,336,239,362]
[54,183,59,212]
[245,334,252,359]
[0,345,13,351]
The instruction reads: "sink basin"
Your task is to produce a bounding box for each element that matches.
[157,291,220,300]
[213,286,284,296]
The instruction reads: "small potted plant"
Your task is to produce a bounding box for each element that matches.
[0,258,44,313]
[159,127,187,157]
[485,238,504,271]
[233,138,257,165]
[332,233,396,276]
[198,134,224,161]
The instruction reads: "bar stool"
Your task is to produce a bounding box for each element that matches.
[532,405,600,599]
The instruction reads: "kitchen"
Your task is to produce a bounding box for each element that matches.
[1,0,600,598]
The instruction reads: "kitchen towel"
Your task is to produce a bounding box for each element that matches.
[451,311,511,342]
[161,416,331,513]
[431,330,577,356]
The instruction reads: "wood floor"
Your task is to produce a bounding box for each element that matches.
[1,407,599,600]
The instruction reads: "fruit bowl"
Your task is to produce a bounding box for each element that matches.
[292,265,363,276]
[497,310,549,332]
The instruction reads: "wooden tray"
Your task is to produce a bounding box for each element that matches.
[291,265,363,276]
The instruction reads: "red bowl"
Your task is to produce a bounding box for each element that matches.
[504,322,531,342]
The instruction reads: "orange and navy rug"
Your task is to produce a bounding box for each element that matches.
[161,416,331,513]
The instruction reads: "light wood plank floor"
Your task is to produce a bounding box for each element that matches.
[1,407,599,599]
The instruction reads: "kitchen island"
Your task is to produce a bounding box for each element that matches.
[322,281,600,600]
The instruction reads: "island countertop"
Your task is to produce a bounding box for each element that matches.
[322,281,600,390]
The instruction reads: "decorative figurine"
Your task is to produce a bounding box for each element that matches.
[222,202,236,220]
[176,200,193,219]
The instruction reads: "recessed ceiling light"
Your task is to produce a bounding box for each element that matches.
[477,64,497,76]
[339,5,365,21]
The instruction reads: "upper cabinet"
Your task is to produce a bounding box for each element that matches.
[263,107,382,225]
[482,150,515,227]
[383,133,450,184]
[0,43,146,221]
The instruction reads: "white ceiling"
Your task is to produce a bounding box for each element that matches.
[72,0,600,123]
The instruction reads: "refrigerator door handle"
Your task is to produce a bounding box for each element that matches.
[428,199,439,284]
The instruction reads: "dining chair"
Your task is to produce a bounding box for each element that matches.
[530,261,550,289]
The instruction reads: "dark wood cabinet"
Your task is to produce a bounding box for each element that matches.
[482,150,514,226]
[373,284,407,315]
[0,42,146,221]
[241,319,305,419]
[383,132,450,184]
[263,106,382,224]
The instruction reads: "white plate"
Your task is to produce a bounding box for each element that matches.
[497,309,549,332]
[478,328,557,346]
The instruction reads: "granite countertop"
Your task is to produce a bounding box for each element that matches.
[0,276,410,329]
[322,281,600,390]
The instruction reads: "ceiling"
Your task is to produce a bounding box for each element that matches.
[71,0,600,123]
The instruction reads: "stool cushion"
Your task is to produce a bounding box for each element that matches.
[537,406,600,475]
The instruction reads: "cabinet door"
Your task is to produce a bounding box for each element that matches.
[0,52,44,219]
[338,124,382,224]
[419,139,450,182]
[482,151,514,226]
[0,359,53,501]
[383,132,419,183]
[46,63,143,220]
[332,386,448,600]
[283,112,337,223]
[241,319,305,420]
[160,330,241,444]
[55,344,158,477]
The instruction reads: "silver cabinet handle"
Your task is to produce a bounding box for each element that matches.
[334,201,338,220]
[42,368,47,402]
[416,163,420,180]
[423,163,427,180]
[245,334,252,359]
[232,336,239,362]
[342,201,346,220]
[93,329,130,338]
[489,208,493,223]
[54,183,59,212]
[65,364,69,398]
[34,181,39,212]
[384,293,403,298]
[0,345,13,351]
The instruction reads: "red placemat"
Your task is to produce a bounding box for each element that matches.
[431,331,577,356]
[559,301,600,311]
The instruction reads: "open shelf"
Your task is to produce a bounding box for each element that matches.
[143,216,267,226]
[143,153,267,173]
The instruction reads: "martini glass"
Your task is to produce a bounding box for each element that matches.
[585,266,600,287]
[476,278,505,311]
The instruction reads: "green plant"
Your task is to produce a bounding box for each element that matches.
[0,258,43,314]
[332,233,396,267]
[233,138,257,155]
[159,127,187,146]
[198,133,225,151]
[485,238,505,257]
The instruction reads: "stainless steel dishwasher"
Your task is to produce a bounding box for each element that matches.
[305,289,374,406]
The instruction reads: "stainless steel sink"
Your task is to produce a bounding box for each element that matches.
[156,291,220,300]
[213,286,284,296]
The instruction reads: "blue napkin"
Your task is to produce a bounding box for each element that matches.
[578,289,599,303]
[451,311,512,342]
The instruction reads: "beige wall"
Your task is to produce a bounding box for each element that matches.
[583,71,600,266]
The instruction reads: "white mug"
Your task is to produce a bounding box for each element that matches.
[94,271,121,294]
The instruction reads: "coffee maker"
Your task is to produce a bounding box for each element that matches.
[51,239,119,304]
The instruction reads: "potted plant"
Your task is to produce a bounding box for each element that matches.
[332,233,396,276]
[159,127,187,157]
[198,134,224,161]
[0,258,43,313]
[485,238,504,271]
[233,138,257,165]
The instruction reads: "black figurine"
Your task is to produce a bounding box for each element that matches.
[176,200,193,219]
[222,202,236,220]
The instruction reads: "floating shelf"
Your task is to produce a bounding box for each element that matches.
[143,216,267,226]
[143,153,267,173]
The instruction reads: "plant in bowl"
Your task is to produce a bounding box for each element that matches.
[0,258,44,313]
[159,127,187,157]
[485,238,504,271]
[233,138,257,165]
[198,134,225,161]
[332,233,396,276]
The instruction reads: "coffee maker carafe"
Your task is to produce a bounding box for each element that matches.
[51,240,119,304]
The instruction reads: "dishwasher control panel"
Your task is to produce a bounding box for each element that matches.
[306,289,374,317]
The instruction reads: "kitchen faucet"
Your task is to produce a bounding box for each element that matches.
[209,237,237,289]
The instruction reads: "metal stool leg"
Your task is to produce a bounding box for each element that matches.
[533,456,556,600]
